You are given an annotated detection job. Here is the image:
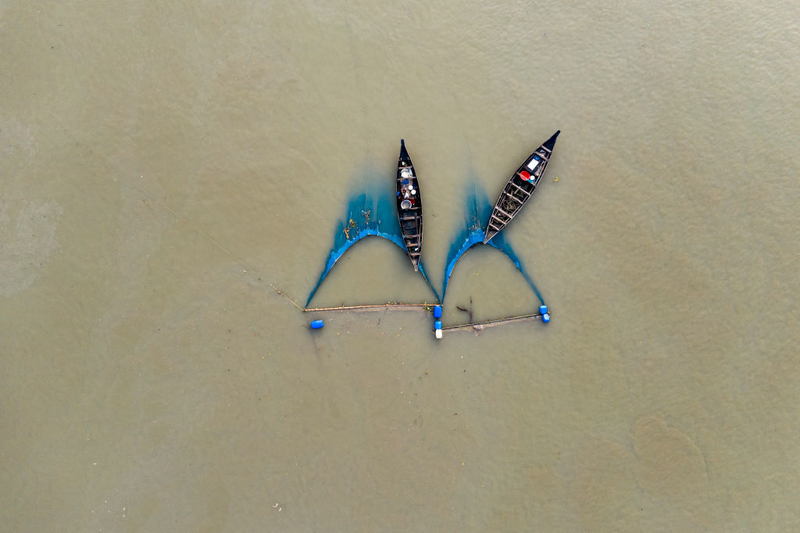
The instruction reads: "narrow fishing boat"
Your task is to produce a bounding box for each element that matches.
[484,130,560,244]
[396,139,423,271]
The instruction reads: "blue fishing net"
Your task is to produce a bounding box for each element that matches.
[306,185,439,307]
[306,178,544,309]
[441,185,545,306]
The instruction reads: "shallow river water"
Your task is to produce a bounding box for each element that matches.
[2,1,799,531]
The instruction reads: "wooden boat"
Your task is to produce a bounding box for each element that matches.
[484,130,560,244]
[396,140,423,271]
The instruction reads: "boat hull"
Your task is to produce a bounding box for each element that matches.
[484,131,560,243]
[396,140,423,270]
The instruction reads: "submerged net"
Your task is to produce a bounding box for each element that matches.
[306,183,438,307]
[441,185,545,305]
[307,178,544,308]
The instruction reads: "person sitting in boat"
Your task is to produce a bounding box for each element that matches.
[400,179,415,199]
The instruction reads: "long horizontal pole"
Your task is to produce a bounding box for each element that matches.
[442,313,543,331]
[272,285,547,332]
[304,303,434,312]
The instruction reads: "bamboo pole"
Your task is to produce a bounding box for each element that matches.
[441,313,543,332]
[269,284,437,313]
[304,303,434,313]
[271,284,548,332]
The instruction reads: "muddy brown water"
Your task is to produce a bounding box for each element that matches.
[2,1,799,531]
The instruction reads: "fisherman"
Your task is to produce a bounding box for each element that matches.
[400,179,413,199]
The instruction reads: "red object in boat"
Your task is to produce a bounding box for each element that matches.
[519,170,531,181]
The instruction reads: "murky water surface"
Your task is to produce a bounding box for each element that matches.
[2,1,799,531]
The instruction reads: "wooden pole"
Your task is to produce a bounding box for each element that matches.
[271,284,549,332]
[441,313,543,332]
[304,303,434,313]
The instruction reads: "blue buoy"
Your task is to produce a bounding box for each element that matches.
[433,305,442,318]
[310,319,324,329]
[542,313,550,323]
[539,305,548,315]
[434,320,442,330]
